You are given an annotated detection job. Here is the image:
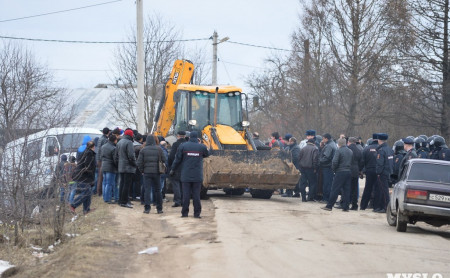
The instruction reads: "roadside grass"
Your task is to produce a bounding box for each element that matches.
[1,197,127,278]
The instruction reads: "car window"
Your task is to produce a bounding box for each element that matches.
[408,163,450,184]
[399,164,408,181]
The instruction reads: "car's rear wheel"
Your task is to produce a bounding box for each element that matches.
[386,201,396,226]
[396,206,407,232]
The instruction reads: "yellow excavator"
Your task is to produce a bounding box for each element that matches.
[153,59,299,199]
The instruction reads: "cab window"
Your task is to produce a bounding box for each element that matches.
[26,140,43,161]
[45,137,59,157]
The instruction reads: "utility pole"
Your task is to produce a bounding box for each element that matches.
[136,0,145,133]
[211,31,229,85]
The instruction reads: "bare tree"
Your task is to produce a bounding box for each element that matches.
[0,39,73,245]
[111,15,183,133]
[324,0,404,135]
[289,0,340,134]
[394,0,450,139]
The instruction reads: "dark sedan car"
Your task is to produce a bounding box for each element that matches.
[387,158,450,232]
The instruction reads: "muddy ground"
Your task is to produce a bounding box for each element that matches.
[2,190,450,278]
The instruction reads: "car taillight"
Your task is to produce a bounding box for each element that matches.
[406,189,428,200]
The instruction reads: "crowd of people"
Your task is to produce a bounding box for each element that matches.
[55,125,450,217]
[258,130,450,212]
[55,127,208,218]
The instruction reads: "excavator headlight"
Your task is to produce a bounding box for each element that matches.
[242,121,250,127]
[188,119,197,126]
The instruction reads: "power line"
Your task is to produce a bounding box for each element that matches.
[227,40,294,52]
[51,68,112,72]
[220,59,266,70]
[0,34,295,53]
[0,0,122,23]
[0,35,210,44]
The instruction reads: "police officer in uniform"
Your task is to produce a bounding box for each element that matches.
[170,131,209,218]
[414,137,429,159]
[429,135,440,159]
[391,140,406,185]
[433,136,450,161]
[360,134,379,210]
[398,138,417,175]
[374,133,392,213]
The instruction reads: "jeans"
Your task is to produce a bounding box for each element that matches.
[182,182,202,217]
[113,174,120,201]
[374,174,389,211]
[92,170,98,194]
[102,172,116,202]
[300,168,318,201]
[321,167,334,202]
[160,176,166,195]
[71,182,92,212]
[170,177,182,205]
[119,173,134,205]
[143,173,162,211]
[326,171,351,210]
[60,185,66,203]
[68,181,77,204]
[360,171,377,210]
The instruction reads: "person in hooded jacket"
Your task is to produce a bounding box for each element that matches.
[137,135,166,214]
[114,129,137,208]
[70,141,96,215]
[170,131,209,218]
[76,135,92,162]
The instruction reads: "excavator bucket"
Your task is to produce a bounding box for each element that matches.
[203,150,300,190]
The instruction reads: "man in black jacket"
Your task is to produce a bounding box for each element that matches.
[70,141,96,215]
[322,138,353,211]
[347,137,363,210]
[282,137,301,197]
[168,131,186,207]
[114,129,137,208]
[137,135,166,214]
[170,131,209,218]
[299,138,319,201]
[95,127,110,196]
[319,133,337,203]
[101,134,118,204]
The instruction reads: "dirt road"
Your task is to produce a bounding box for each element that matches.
[109,191,450,278]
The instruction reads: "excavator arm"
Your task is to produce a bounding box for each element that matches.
[153,60,194,137]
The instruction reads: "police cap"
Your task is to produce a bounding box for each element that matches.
[402,137,414,145]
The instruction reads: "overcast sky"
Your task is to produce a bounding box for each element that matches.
[0,0,301,92]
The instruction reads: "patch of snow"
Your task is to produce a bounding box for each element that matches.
[0,260,15,275]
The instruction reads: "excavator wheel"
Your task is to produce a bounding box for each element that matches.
[200,186,208,200]
[223,188,246,196]
[250,189,274,199]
